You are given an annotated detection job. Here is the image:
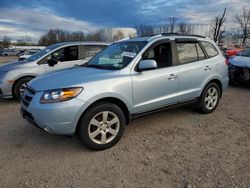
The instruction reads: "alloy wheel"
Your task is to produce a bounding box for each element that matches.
[88,111,120,145]
[204,87,218,110]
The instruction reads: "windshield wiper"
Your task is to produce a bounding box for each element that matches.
[83,63,120,70]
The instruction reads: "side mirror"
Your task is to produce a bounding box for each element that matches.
[47,59,58,67]
[138,60,157,71]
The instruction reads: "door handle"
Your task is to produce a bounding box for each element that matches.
[204,65,212,71]
[168,74,178,80]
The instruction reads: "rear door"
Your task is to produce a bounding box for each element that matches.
[175,39,216,102]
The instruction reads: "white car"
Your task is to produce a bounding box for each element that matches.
[18,50,40,61]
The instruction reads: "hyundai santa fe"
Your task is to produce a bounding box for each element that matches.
[20,34,229,150]
[0,41,108,100]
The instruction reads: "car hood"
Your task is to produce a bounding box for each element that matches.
[29,66,120,91]
[230,56,250,68]
[0,60,31,71]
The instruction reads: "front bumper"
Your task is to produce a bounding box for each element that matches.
[20,91,89,135]
[0,81,13,98]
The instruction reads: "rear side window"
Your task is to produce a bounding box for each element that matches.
[79,45,106,60]
[177,43,198,64]
[201,41,218,58]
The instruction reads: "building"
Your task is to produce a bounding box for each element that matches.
[100,28,137,42]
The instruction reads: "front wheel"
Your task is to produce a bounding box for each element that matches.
[78,102,126,150]
[198,83,220,114]
[14,77,33,100]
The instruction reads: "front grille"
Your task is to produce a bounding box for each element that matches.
[21,86,36,107]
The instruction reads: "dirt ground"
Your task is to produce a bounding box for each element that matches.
[0,57,249,187]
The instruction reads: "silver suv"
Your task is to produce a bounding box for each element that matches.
[0,42,108,99]
[20,34,229,150]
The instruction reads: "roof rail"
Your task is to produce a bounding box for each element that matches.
[151,33,206,38]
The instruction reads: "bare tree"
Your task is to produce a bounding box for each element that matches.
[135,24,154,37]
[2,36,11,48]
[211,8,227,43]
[235,8,250,45]
[168,17,177,33]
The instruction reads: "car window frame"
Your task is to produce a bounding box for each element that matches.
[134,39,177,72]
[174,41,208,66]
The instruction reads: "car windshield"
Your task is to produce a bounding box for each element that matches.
[25,45,60,62]
[86,41,147,70]
[241,48,250,57]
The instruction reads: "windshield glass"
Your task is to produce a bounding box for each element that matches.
[86,41,147,69]
[25,44,60,62]
[241,48,250,57]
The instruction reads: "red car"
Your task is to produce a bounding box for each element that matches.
[226,44,244,58]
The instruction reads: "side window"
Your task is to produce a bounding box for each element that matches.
[38,46,79,65]
[177,43,198,64]
[142,43,172,68]
[79,45,106,60]
[196,43,205,60]
[201,41,218,58]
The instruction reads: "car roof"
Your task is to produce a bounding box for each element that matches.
[52,41,109,47]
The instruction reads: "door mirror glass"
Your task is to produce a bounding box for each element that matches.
[47,58,58,67]
[138,60,157,71]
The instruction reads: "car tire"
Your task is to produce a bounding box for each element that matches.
[14,77,33,100]
[79,102,126,150]
[198,82,220,114]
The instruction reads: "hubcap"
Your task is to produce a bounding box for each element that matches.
[204,87,218,110]
[20,82,27,96]
[88,111,120,145]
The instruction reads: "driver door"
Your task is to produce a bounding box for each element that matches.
[44,45,81,73]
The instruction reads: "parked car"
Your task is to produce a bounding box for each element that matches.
[0,49,18,56]
[17,50,27,57]
[228,48,250,84]
[0,41,108,99]
[20,34,229,150]
[18,49,40,61]
[226,44,244,58]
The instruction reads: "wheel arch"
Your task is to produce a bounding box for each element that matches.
[11,75,36,97]
[202,79,223,98]
[75,97,131,135]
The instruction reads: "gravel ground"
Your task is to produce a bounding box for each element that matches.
[0,57,249,187]
[0,56,17,64]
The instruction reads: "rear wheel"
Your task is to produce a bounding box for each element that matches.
[14,77,33,100]
[79,102,126,150]
[198,82,220,114]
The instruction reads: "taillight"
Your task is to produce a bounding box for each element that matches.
[225,59,229,65]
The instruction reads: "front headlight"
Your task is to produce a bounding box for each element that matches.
[40,87,83,104]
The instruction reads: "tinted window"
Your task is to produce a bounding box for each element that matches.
[143,43,172,68]
[79,45,106,60]
[201,41,218,57]
[177,43,198,64]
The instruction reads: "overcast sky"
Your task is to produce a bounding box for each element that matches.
[0,0,249,42]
